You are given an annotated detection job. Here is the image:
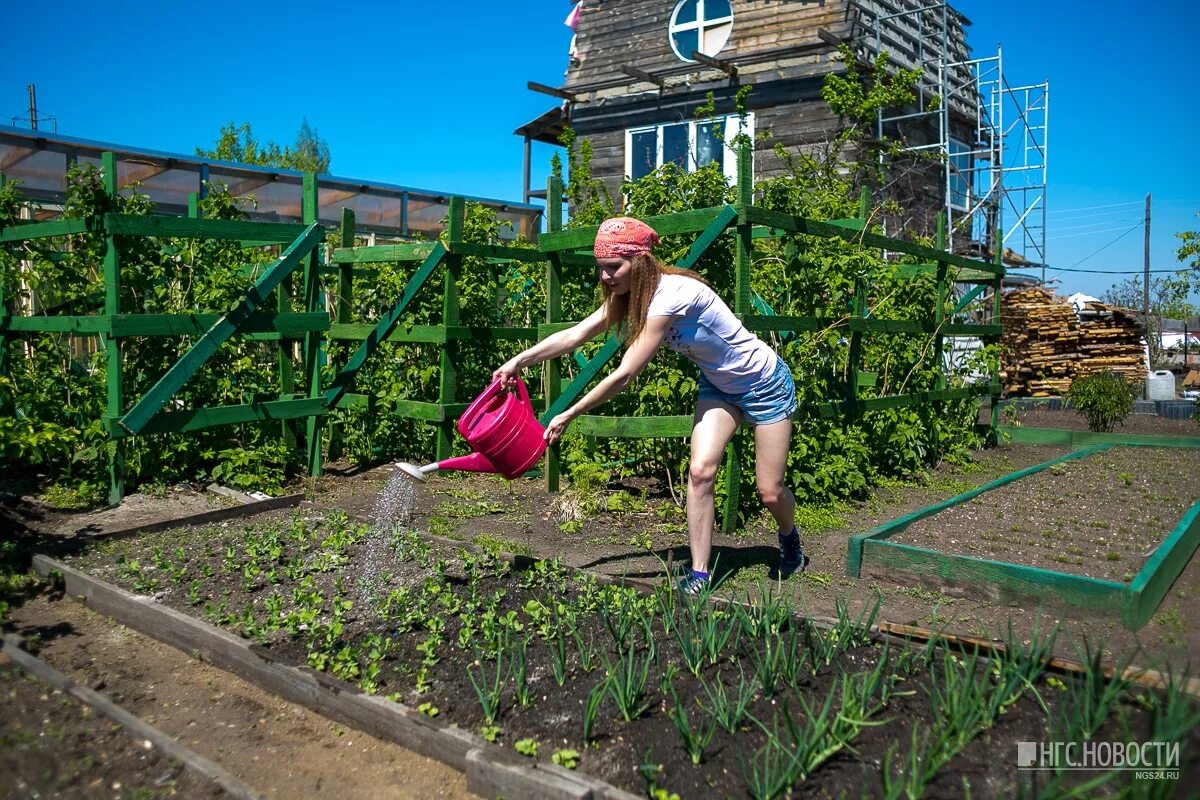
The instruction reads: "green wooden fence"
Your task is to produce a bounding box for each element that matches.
[1,144,1003,521]
[534,147,1003,530]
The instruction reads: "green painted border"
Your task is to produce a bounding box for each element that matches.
[1001,425,1200,449]
[849,442,1200,630]
[862,539,1126,613]
[846,443,1111,575]
[1125,497,1200,629]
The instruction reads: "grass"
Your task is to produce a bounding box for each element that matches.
[792,503,851,534]
[473,532,532,557]
[1153,607,1186,645]
[897,586,961,604]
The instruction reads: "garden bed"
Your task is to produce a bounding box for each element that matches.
[0,650,240,800]
[851,444,1200,629]
[52,509,1199,799]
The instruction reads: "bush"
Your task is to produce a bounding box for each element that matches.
[1066,373,1133,432]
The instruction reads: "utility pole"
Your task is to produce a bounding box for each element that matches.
[1143,192,1151,399]
[1143,193,1151,318]
[27,84,38,130]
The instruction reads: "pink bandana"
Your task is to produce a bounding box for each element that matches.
[594,217,660,259]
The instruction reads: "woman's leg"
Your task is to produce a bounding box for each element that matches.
[754,416,795,534]
[687,397,741,574]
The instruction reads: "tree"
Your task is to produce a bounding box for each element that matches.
[1103,272,1195,367]
[1177,211,1200,277]
[196,119,330,173]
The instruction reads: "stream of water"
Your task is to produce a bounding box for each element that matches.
[357,467,418,605]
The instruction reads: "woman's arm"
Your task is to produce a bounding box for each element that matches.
[542,315,673,443]
[493,304,609,385]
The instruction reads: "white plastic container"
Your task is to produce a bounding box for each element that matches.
[1147,370,1176,401]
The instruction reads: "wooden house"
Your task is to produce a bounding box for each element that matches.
[518,0,981,239]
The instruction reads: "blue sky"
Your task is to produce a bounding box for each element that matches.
[3,1,1197,302]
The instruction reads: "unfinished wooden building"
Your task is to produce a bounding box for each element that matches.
[518,0,985,242]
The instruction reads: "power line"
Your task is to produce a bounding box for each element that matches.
[1051,209,1142,222]
[1067,223,1142,269]
[1045,266,1193,275]
[1051,200,1142,214]
[1048,218,1141,237]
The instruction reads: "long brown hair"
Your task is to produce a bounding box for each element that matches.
[600,253,708,343]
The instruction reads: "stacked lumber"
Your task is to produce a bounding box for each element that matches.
[1074,300,1147,385]
[1000,288,1147,396]
[1001,288,1080,396]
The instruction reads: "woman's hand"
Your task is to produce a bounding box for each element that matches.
[543,411,575,445]
[492,359,522,389]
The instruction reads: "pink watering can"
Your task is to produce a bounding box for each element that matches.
[395,377,547,482]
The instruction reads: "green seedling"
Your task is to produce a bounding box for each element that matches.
[514,738,538,757]
[603,639,656,722]
[666,685,717,765]
[551,749,580,769]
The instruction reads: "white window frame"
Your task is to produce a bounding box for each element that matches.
[669,0,734,63]
[624,113,755,185]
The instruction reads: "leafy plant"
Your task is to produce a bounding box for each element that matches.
[1066,372,1134,433]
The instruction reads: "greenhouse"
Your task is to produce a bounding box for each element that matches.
[0,125,541,240]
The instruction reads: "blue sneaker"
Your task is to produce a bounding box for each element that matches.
[777,529,809,578]
[677,569,711,595]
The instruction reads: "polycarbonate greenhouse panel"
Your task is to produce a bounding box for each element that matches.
[0,125,539,240]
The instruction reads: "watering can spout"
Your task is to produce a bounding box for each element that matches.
[436,451,501,475]
[395,378,546,483]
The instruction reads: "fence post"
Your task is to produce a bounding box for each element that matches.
[934,212,947,392]
[436,197,464,462]
[101,153,126,504]
[0,173,8,381]
[277,230,298,450]
[848,278,865,402]
[989,226,1004,443]
[327,208,355,461]
[544,177,564,492]
[302,172,324,477]
[185,192,200,416]
[722,143,754,533]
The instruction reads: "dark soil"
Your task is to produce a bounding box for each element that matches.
[0,661,227,800]
[1000,406,1199,437]
[59,515,1200,799]
[5,592,478,800]
[894,446,1200,581]
[306,442,1200,669]
[6,437,1200,796]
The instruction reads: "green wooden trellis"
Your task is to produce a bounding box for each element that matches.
[0,154,329,504]
[533,143,1003,530]
[1,142,1003,519]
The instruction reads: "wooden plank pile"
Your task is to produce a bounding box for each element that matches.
[1074,299,1148,385]
[1000,288,1147,396]
[1001,288,1080,395]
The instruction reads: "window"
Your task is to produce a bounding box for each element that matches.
[625,113,754,184]
[948,138,971,211]
[669,0,734,63]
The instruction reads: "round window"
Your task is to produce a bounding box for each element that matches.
[669,0,734,63]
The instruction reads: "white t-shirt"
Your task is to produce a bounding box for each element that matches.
[645,273,777,394]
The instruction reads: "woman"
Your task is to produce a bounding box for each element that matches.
[493,217,807,592]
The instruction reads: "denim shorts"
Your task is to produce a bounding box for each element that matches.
[697,356,797,425]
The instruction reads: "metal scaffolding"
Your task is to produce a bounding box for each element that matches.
[851,0,1048,271]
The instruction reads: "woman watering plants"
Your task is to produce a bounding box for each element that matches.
[492,217,807,593]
